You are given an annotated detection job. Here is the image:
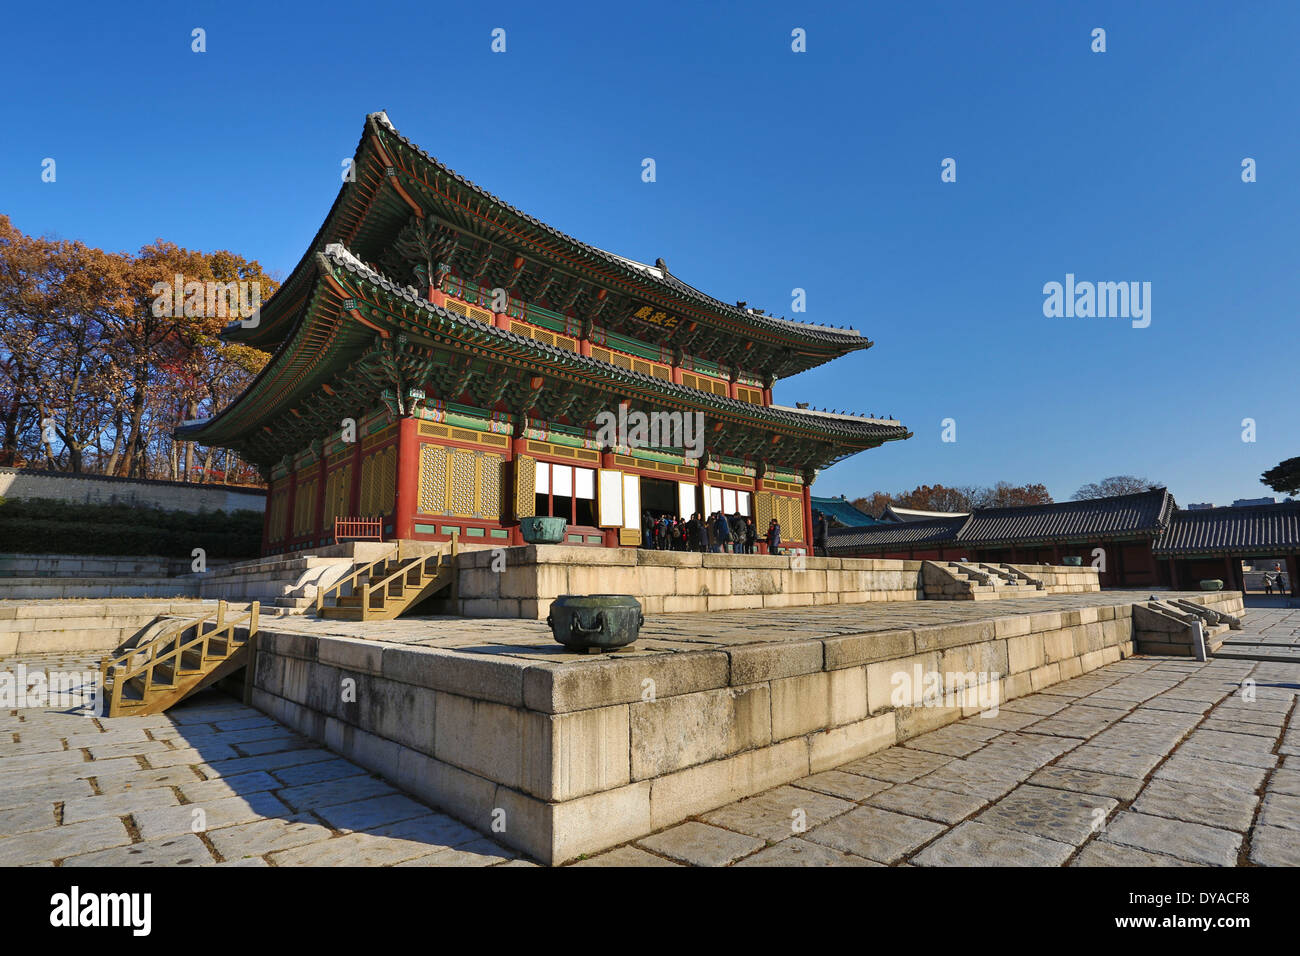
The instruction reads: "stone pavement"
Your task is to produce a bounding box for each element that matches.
[263,589,1223,660]
[1216,606,1300,663]
[0,652,530,867]
[2,609,1297,867]
[574,608,1300,867]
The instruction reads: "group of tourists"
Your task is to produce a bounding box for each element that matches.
[1262,565,1290,595]
[640,511,786,555]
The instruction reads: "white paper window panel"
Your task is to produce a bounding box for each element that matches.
[622,473,640,529]
[575,467,595,500]
[677,482,695,518]
[534,463,549,495]
[739,491,752,517]
[553,463,573,497]
[598,469,623,526]
[707,485,722,513]
[722,488,737,513]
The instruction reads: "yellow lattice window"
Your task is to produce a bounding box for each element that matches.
[418,444,446,514]
[514,454,536,519]
[294,477,318,535]
[754,490,773,531]
[322,464,351,526]
[480,452,503,519]
[268,490,288,543]
[359,454,375,515]
[378,447,395,513]
[448,449,476,516]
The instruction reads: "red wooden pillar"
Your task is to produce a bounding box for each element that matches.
[750,469,762,554]
[393,416,419,541]
[511,432,529,545]
[1285,554,1299,597]
[802,484,813,555]
[1167,557,1179,590]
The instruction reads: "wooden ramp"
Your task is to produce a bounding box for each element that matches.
[101,602,259,717]
[315,539,457,622]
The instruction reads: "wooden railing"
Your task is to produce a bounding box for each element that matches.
[103,600,259,716]
[315,533,459,620]
[314,548,398,615]
[334,517,384,543]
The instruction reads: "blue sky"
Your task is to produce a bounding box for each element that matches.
[4,0,1296,505]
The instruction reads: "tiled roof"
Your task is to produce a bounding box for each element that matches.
[811,496,881,528]
[828,516,966,551]
[1153,502,1300,556]
[827,488,1178,554]
[180,245,911,461]
[956,489,1174,546]
[882,505,969,523]
[367,113,870,350]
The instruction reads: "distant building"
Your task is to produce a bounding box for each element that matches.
[1232,497,1275,508]
[829,489,1300,595]
[809,495,880,529]
[1186,503,1215,511]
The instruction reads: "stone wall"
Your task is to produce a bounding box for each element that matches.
[450,545,925,620]
[0,467,265,513]
[1007,564,1101,593]
[0,600,207,655]
[245,593,1233,864]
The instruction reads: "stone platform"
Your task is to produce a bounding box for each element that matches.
[4,604,1293,867]
[243,588,1243,863]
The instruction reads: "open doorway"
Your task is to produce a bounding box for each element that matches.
[640,476,678,519]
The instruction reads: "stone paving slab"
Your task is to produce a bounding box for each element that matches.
[1099,811,1243,866]
[636,821,765,866]
[911,821,1075,867]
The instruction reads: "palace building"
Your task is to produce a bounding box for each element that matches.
[178,113,909,555]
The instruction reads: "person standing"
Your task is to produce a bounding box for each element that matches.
[814,511,829,557]
[767,518,782,556]
[745,516,757,554]
[717,511,732,554]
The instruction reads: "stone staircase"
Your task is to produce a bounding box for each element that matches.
[1132,598,1239,657]
[314,542,457,622]
[100,601,260,716]
[179,543,393,613]
[921,561,1043,600]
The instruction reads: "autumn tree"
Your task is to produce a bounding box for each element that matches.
[852,482,1052,516]
[0,216,275,482]
[974,482,1053,508]
[1072,475,1161,500]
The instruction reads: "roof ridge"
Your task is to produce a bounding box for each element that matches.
[366,112,871,345]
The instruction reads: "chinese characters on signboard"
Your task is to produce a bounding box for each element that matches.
[630,305,680,331]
